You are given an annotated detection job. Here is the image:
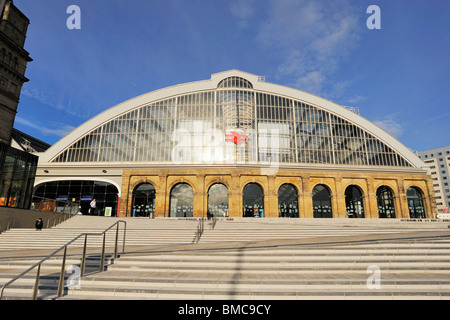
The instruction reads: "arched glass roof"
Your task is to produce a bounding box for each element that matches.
[217,76,253,89]
[42,70,421,169]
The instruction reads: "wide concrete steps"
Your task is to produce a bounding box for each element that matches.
[58,240,450,300]
[1,216,443,251]
[1,216,450,300]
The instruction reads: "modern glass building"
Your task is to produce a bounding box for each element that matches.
[33,70,436,219]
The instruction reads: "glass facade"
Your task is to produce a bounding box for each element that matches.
[32,181,119,216]
[407,187,426,219]
[377,186,396,218]
[345,185,365,218]
[207,184,228,217]
[132,183,155,217]
[312,185,332,218]
[51,77,412,168]
[169,183,194,217]
[278,184,299,218]
[243,183,264,217]
[0,143,37,209]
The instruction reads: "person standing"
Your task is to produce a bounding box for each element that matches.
[89,199,96,215]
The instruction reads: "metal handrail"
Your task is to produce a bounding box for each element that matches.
[46,212,74,229]
[0,218,15,234]
[0,220,127,300]
[194,218,204,243]
[210,215,218,230]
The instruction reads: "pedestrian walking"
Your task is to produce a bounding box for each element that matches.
[89,199,96,215]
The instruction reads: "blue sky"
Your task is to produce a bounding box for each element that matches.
[13,0,449,152]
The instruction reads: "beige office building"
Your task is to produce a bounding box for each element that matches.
[32,70,437,219]
[418,147,450,213]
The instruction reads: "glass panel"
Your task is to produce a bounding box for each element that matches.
[132,183,156,218]
[278,184,299,218]
[50,86,413,168]
[207,184,228,218]
[345,185,365,218]
[169,183,194,217]
[407,187,426,218]
[312,184,332,218]
[377,186,396,218]
[243,183,264,217]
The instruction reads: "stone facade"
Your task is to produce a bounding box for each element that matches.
[118,167,436,219]
[0,0,32,145]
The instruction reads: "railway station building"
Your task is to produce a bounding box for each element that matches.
[32,70,436,219]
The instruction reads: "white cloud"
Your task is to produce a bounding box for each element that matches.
[254,0,360,95]
[373,118,404,138]
[15,116,75,138]
[230,0,255,20]
[21,86,84,118]
[295,71,325,94]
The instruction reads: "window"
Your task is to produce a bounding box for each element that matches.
[243,183,264,217]
[278,184,299,218]
[407,187,426,219]
[377,186,396,218]
[132,183,155,218]
[345,186,365,218]
[207,184,228,218]
[169,183,194,217]
[312,184,332,218]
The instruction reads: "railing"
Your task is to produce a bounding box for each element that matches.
[194,218,204,243]
[31,196,79,215]
[46,212,75,229]
[0,220,127,300]
[0,217,15,235]
[210,215,218,230]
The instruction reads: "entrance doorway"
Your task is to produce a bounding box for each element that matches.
[345,185,365,218]
[278,184,299,218]
[207,183,229,217]
[132,183,156,218]
[243,183,264,217]
[312,184,332,218]
[407,187,426,218]
[169,183,194,217]
[377,186,396,218]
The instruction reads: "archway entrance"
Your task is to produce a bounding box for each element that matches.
[278,184,299,218]
[243,183,264,217]
[345,185,365,218]
[208,183,229,217]
[32,180,119,216]
[312,184,332,218]
[376,186,396,218]
[132,183,155,218]
[169,183,194,217]
[407,187,426,219]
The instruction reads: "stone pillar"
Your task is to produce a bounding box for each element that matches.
[425,178,437,218]
[366,178,378,219]
[266,175,278,218]
[301,176,313,218]
[119,173,131,217]
[334,177,346,218]
[396,179,408,218]
[194,174,206,218]
[155,174,167,218]
[229,174,241,218]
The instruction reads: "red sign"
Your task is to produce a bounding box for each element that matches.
[225,131,248,145]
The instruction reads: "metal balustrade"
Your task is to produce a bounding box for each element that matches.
[0,220,127,300]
